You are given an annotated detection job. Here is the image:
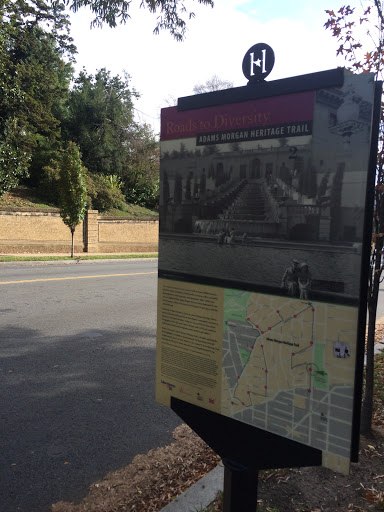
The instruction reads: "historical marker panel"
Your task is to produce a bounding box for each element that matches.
[156,70,377,474]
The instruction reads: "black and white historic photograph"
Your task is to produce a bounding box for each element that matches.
[159,72,376,303]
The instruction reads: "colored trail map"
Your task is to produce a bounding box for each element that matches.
[222,290,358,473]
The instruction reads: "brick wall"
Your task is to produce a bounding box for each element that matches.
[97,217,159,253]
[0,208,84,253]
[0,208,159,254]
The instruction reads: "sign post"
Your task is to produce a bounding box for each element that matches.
[156,44,382,510]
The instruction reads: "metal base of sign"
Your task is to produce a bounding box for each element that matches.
[223,460,259,512]
[171,397,322,511]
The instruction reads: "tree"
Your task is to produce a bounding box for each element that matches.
[58,142,87,257]
[193,75,234,94]
[63,69,160,209]
[68,0,214,41]
[0,0,75,193]
[325,3,384,432]
[0,29,30,196]
[63,69,138,177]
[123,124,160,208]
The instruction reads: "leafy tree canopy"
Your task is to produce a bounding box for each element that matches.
[58,141,87,256]
[63,68,138,177]
[1,0,160,209]
[123,123,160,208]
[59,141,87,232]
[0,24,30,196]
[0,0,75,194]
[62,68,160,209]
[68,0,214,41]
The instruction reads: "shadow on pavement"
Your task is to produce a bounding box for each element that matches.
[0,324,180,512]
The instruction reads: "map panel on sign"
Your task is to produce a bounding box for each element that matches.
[221,289,358,474]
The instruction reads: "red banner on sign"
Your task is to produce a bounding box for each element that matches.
[160,91,315,141]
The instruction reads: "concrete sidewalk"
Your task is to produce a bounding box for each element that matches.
[159,465,224,512]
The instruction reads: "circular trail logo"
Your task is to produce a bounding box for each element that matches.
[242,43,275,83]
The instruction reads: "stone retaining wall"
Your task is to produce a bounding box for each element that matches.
[97,218,159,253]
[0,208,159,254]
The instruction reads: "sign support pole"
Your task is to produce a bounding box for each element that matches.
[171,397,322,512]
[222,460,259,512]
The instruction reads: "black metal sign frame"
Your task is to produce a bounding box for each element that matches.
[158,66,382,510]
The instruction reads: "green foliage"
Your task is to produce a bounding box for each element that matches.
[0,11,29,196]
[58,141,87,233]
[0,0,75,192]
[0,119,31,197]
[0,254,158,262]
[85,173,126,212]
[39,160,61,204]
[1,0,160,210]
[123,123,160,208]
[64,71,159,209]
[99,206,158,217]
[105,174,123,189]
[68,0,214,41]
[124,175,159,209]
[63,68,137,177]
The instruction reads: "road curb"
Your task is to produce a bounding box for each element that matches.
[0,257,158,266]
[159,465,224,512]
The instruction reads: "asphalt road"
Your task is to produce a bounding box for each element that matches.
[0,259,181,512]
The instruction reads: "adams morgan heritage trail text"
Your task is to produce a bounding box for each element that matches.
[196,121,312,146]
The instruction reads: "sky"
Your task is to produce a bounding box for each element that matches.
[67,0,365,134]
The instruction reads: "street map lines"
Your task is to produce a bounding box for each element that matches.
[221,289,358,473]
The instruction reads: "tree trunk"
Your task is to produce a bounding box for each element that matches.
[71,228,75,258]
[361,235,383,433]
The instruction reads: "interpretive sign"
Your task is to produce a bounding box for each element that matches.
[156,68,380,475]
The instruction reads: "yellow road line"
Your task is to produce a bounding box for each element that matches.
[0,271,157,285]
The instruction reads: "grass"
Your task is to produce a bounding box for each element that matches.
[100,206,158,218]
[0,186,158,218]
[0,254,158,262]
[0,186,57,209]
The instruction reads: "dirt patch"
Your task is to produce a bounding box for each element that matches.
[51,424,220,512]
[51,426,384,512]
[257,427,384,512]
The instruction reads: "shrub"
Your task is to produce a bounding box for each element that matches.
[86,173,126,212]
